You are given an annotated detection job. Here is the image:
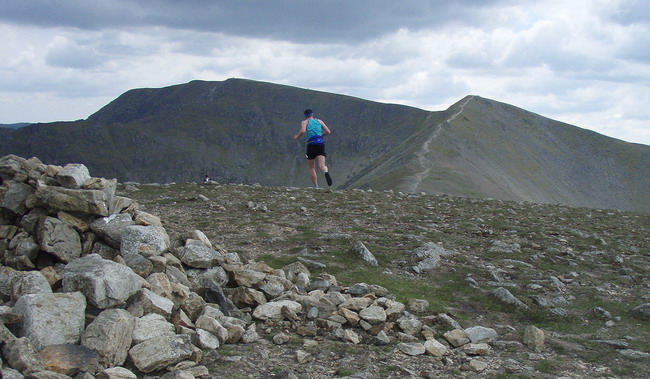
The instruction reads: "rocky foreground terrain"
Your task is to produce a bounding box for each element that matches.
[1,154,649,378]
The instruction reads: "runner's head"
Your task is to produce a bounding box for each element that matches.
[304,109,313,118]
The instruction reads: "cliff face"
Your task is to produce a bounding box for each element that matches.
[1,79,649,212]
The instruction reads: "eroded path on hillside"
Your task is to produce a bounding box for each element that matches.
[408,95,475,192]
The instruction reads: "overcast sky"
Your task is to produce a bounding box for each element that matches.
[1,0,649,145]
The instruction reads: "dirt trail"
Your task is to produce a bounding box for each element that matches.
[408,95,474,192]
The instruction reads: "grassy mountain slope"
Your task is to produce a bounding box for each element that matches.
[344,95,650,212]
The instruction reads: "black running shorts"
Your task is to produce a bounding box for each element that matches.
[306,143,326,160]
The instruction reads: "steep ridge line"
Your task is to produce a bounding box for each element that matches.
[408,95,475,192]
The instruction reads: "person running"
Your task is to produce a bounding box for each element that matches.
[293,109,333,188]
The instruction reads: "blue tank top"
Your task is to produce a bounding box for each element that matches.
[305,118,324,144]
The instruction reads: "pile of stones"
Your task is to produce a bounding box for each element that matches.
[0,154,534,378]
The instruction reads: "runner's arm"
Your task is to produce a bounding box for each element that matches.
[319,120,331,136]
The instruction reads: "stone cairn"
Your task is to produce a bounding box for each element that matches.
[0,154,506,378]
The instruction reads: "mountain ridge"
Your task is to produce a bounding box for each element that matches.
[0,78,648,212]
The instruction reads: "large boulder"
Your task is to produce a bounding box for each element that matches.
[128,334,194,373]
[0,154,27,179]
[175,239,224,268]
[81,309,135,368]
[11,270,53,302]
[39,344,99,376]
[252,300,302,321]
[1,181,34,216]
[1,337,45,374]
[352,241,379,266]
[55,164,90,189]
[131,314,175,344]
[31,185,110,216]
[90,214,135,248]
[120,225,170,258]
[62,254,143,309]
[37,216,82,263]
[12,292,86,350]
[631,303,650,320]
[126,289,174,318]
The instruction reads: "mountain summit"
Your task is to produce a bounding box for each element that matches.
[1,78,648,212]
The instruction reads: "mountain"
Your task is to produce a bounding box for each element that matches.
[0,122,31,130]
[0,78,649,212]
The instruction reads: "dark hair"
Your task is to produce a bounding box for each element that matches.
[304,109,313,117]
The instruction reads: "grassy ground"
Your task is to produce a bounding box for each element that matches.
[124,182,650,377]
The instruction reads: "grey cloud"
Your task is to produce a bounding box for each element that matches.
[0,0,512,43]
[607,0,650,25]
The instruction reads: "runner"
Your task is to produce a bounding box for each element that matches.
[293,109,333,188]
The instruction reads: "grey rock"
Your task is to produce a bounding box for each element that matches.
[531,295,554,308]
[0,154,27,178]
[11,271,52,302]
[20,208,48,235]
[348,283,370,296]
[120,225,170,258]
[194,328,220,349]
[619,349,650,359]
[359,306,386,325]
[464,326,498,343]
[55,164,90,189]
[589,306,612,319]
[424,338,449,356]
[128,334,194,373]
[273,332,290,345]
[489,240,521,253]
[176,239,224,268]
[12,292,86,350]
[20,369,72,379]
[1,337,45,374]
[492,287,529,309]
[397,316,423,335]
[132,313,175,344]
[0,266,19,301]
[32,185,110,216]
[411,242,453,259]
[253,300,302,321]
[282,262,311,282]
[62,254,143,309]
[84,177,117,214]
[37,216,82,263]
[96,367,137,379]
[631,303,650,320]
[122,253,153,278]
[185,266,229,290]
[375,330,391,345]
[523,325,545,352]
[13,234,40,266]
[443,329,470,348]
[549,308,570,317]
[259,275,291,299]
[0,367,24,379]
[195,315,228,344]
[38,344,98,376]
[89,213,135,249]
[406,299,429,313]
[352,241,378,266]
[1,181,34,216]
[463,343,492,356]
[81,309,134,368]
[127,289,174,318]
[397,342,426,356]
